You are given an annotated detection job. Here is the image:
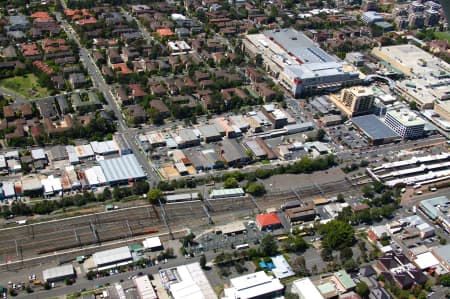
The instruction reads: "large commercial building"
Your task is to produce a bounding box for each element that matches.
[384,110,425,139]
[223,271,284,299]
[99,154,146,185]
[159,262,217,299]
[372,45,450,110]
[351,114,400,145]
[330,86,375,117]
[292,277,324,299]
[243,28,360,97]
[134,275,158,299]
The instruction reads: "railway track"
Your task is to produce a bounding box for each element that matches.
[0,179,361,267]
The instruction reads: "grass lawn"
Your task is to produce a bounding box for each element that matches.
[0,74,52,99]
[434,31,450,43]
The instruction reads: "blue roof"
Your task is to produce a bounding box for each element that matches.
[352,114,399,141]
[99,154,146,183]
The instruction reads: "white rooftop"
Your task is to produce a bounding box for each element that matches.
[414,252,439,270]
[169,263,217,299]
[31,148,46,160]
[224,271,284,299]
[93,246,132,267]
[143,237,162,249]
[292,277,324,299]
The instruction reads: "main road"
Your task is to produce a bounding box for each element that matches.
[55,9,156,186]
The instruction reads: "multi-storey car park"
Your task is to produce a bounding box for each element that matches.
[243,28,361,97]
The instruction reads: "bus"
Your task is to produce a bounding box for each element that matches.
[235,244,250,250]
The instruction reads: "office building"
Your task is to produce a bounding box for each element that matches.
[330,86,375,117]
[384,110,425,139]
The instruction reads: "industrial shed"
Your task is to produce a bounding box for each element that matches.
[99,154,146,185]
[93,246,133,270]
[42,264,75,283]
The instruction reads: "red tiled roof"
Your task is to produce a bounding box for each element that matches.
[33,60,53,75]
[31,11,51,19]
[77,17,97,26]
[156,28,174,37]
[256,212,281,227]
[22,44,40,56]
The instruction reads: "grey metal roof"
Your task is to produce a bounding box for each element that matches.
[433,244,450,265]
[42,264,74,281]
[99,154,146,183]
[198,125,221,138]
[179,129,198,142]
[221,138,248,163]
[352,114,399,140]
[265,28,336,64]
[93,246,132,266]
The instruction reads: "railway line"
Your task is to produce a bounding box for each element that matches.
[0,179,359,270]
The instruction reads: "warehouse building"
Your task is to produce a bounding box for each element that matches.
[176,129,200,148]
[292,277,324,299]
[134,275,158,299]
[220,138,250,166]
[419,196,449,221]
[223,271,284,299]
[432,244,450,272]
[99,154,146,185]
[90,140,120,156]
[351,114,400,145]
[256,212,282,231]
[243,28,360,97]
[42,264,76,283]
[159,262,217,299]
[93,246,133,270]
[384,110,425,139]
[198,125,222,143]
[285,204,317,224]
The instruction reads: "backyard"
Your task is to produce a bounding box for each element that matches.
[0,74,52,99]
[434,31,450,43]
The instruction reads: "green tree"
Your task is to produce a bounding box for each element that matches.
[291,256,308,276]
[260,235,278,256]
[103,188,112,200]
[440,273,450,287]
[337,193,345,202]
[409,101,418,111]
[283,235,308,253]
[340,247,353,261]
[223,177,239,189]
[113,186,121,200]
[355,281,370,298]
[246,182,266,196]
[147,189,164,204]
[318,220,355,250]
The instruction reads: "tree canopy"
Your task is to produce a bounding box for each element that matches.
[318,220,355,250]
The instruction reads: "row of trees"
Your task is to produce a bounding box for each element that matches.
[0,182,149,218]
